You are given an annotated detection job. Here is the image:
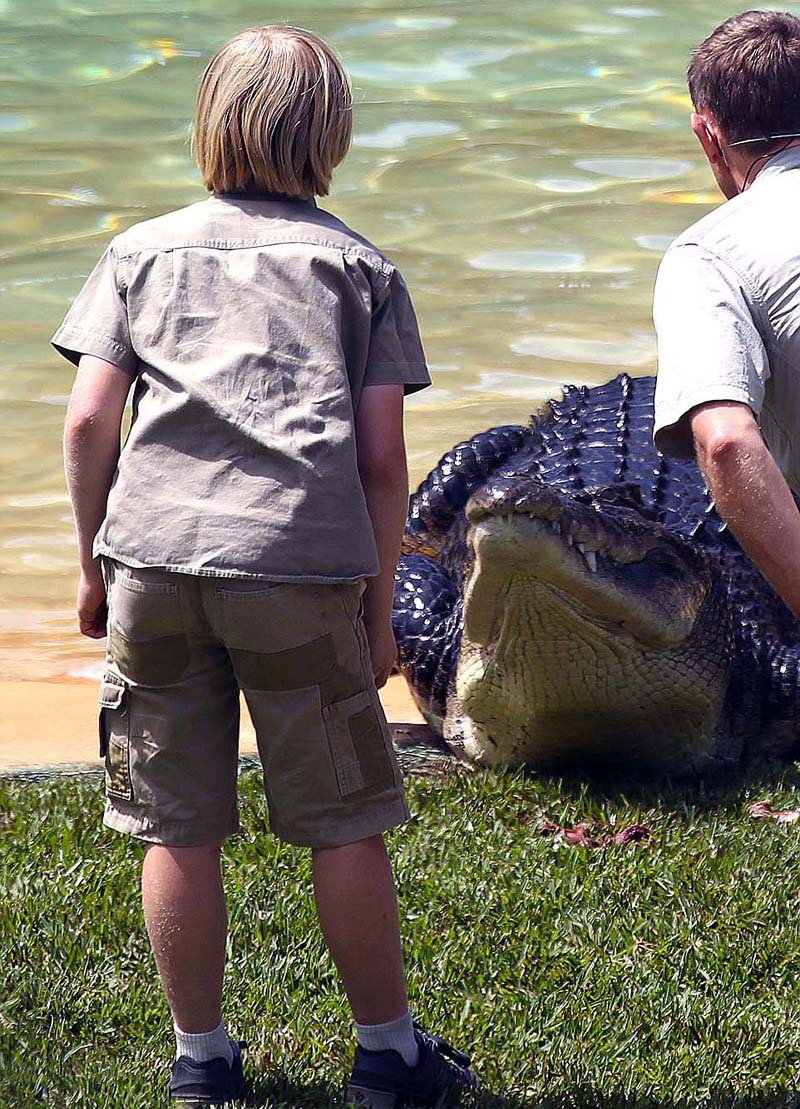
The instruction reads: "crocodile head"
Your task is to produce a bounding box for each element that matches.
[447,475,734,772]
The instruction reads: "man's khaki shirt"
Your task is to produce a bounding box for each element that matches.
[53,193,430,581]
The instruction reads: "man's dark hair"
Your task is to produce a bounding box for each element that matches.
[688,9,800,146]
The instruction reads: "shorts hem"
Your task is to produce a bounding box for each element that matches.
[269,795,411,849]
[103,804,240,846]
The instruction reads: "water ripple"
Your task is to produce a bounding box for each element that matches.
[511,333,655,366]
[354,121,459,149]
[576,156,694,179]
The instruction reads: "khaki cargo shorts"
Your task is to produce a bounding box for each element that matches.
[98,559,409,848]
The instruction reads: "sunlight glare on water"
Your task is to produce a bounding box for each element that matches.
[0,0,742,679]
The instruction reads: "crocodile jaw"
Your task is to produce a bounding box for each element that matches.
[447,515,732,772]
[464,513,703,651]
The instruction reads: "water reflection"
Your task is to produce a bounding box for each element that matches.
[575,156,694,179]
[0,0,737,679]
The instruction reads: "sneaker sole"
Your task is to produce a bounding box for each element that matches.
[172,1099,241,1108]
[171,1091,243,1107]
[344,1085,402,1108]
[345,1085,463,1108]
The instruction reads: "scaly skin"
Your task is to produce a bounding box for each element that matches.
[392,374,800,774]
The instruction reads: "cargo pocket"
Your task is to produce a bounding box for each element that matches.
[99,674,133,802]
[323,690,394,798]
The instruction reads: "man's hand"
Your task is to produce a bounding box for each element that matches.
[77,565,108,638]
[364,615,398,689]
[691,400,800,616]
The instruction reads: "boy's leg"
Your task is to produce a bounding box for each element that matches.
[99,564,243,1098]
[312,833,408,1025]
[320,837,481,1106]
[142,841,227,1033]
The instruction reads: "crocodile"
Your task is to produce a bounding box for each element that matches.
[392,373,800,775]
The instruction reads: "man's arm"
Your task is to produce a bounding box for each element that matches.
[63,354,131,638]
[355,383,409,688]
[690,400,800,616]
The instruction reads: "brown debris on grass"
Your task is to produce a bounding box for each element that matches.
[537,819,652,848]
[748,800,800,824]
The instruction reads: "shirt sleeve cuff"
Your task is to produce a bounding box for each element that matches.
[653,383,758,458]
[362,364,431,395]
[51,326,138,374]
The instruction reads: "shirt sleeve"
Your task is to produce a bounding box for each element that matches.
[51,244,138,374]
[652,243,770,458]
[364,267,431,394]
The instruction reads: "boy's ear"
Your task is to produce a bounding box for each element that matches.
[691,111,723,164]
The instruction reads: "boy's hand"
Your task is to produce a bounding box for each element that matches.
[364,616,397,689]
[77,566,108,638]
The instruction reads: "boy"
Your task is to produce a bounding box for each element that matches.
[55,24,479,1107]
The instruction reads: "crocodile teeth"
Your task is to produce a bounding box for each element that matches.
[573,541,598,571]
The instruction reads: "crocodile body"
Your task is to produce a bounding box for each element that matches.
[392,374,800,773]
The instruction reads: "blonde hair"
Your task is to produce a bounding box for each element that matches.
[194,25,353,198]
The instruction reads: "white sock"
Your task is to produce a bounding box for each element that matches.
[355,1011,420,1067]
[174,1019,233,1065]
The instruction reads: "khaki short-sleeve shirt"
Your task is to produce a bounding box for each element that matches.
[653,147,800,494]
[52,194,430,581]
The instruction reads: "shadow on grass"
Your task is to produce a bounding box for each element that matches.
[238,1071,338,1106]
[239,1074,532,1107]
[389,718,800,818]
[538,755,800,816]
[527,1092,799,1109]
[235,1079,800,1107]
[518,1093,797,1108]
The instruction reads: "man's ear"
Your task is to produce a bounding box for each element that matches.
[691,112,723,164]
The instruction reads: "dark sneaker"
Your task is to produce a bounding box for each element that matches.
[169,1038,246,1105]
[344,1022,480,1107]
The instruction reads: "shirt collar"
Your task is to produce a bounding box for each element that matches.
[750,144,800,187]
[213,188,317,206]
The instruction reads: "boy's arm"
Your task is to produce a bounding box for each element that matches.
[63,354,132,638]
[355,383,409,688]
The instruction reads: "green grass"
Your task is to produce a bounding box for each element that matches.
[4,760,800,1107]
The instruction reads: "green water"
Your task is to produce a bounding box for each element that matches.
[0,0,756,679]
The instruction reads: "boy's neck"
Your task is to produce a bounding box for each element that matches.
[214,188,316,206]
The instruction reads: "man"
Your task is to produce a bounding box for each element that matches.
[653,10,800,617]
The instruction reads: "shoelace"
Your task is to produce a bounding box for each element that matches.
[412,1022,472,1070]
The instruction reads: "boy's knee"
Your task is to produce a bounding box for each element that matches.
[311,832,386,858]
[143,840,223,859]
